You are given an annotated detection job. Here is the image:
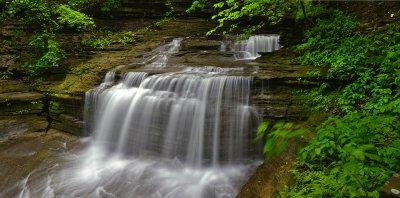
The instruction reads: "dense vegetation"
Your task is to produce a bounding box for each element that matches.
[287,10,400,197]
[0,0,123,76]
[190,0,400,197]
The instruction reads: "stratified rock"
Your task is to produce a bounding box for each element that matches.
[0,92,44,115]
[48,94,85,136]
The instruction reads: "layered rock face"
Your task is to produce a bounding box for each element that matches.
[0,12,314,141]
[0,80,47,140]
[0,37,313,139]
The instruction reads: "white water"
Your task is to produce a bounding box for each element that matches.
[233,35,281,60]
[1,39,262,198]
[87,69,260,166]
[145,38,183,68]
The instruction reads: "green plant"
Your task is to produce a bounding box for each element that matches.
[187,0,325,36]
[186,0,206,14]
[287,113,400,197]
[0,0,122,76]
[82,30,136,49]
[82,37,112,49]
[298,10,400,114]
[117,31,135,44]
[256,121,304,161]
[57,4,95,30]
[24,33,65,75]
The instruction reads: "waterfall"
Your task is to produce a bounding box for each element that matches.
[1,40,262,198]
[28,67,260,198]
[144,38,183,68]
[233,35,281,60]
[87,68,260,167]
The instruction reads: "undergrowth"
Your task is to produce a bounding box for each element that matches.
[284,10,400,197]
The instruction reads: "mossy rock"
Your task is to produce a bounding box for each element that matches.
[0,92,44,116]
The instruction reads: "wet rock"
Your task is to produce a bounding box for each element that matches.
[0,129,79,191]
[180,38,221,51]
[48,94,85,136]
[51,115,84,136]
[251,90,308,120]
[0,115,48,141]
[49,94,84,119]
[381,173,400,198]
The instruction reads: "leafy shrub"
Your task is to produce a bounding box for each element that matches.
[290,10,400,197]
[256,121,304,161]
[25,33,65,75]
[0,0,121,76]
[117,31,135,44]
[186,0,206,14]
[82,37,112,49]
[57,5,94,30]
[287,113,400,197]
[299,10,400,113]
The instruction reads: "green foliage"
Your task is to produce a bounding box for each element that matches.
[99,0,122,12]
[188,0,325,35]
[256,121,304,161]
[186,0,206,14]
[25,33,65,75]
[82,31,136,49]
[289,10,400,197]
[0,0,121,76]
[154,17,173,28]
[82,37,112,49]
[298,10,400,114]
[117,31,135,45]
[57,5,94,30]
[287,113,400,197]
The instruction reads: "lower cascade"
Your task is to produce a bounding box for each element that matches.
[2,67,262,198]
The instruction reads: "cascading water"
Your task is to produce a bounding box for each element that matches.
[139,38,183,68]
[1,39,262,198]
[88,68,260,167]
[233,35,281,60]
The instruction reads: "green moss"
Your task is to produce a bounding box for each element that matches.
[69,64,95,75]
[49,101,63,114]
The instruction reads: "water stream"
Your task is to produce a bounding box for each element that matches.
[1,38,264,198]
[221,35,281,60]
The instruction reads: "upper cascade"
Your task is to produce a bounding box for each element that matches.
[223,35,281,60]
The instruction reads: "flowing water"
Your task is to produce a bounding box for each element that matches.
[134,38,183,68]
[1,38,263,198]
[233,35,281,60]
